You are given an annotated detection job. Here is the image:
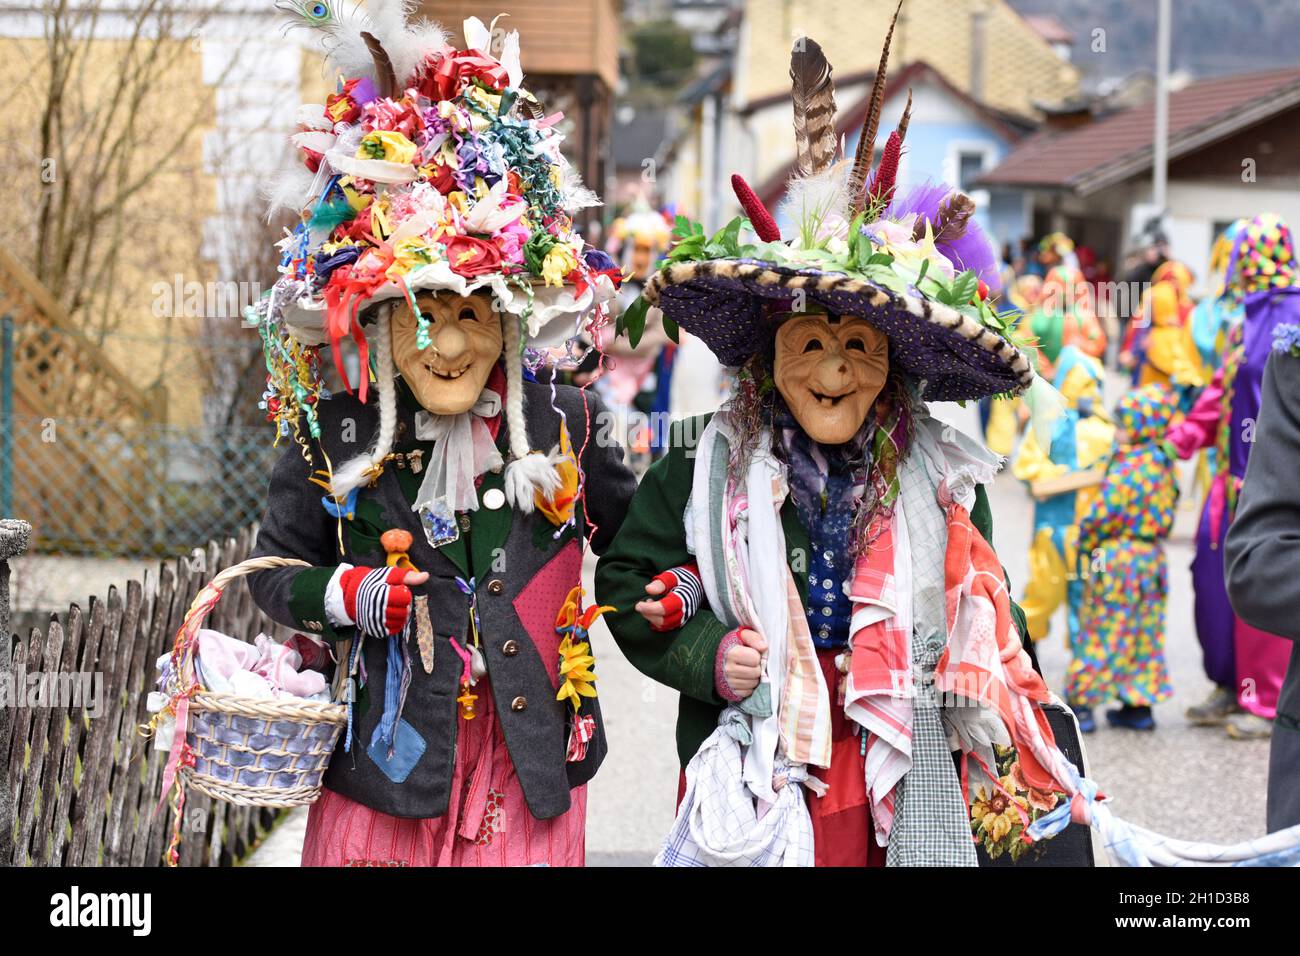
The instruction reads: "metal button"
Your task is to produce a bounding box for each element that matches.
[820,606,832,617]
[823,550,834,563]
[458,514,471,532]
[510,696,528,712]
[822,578,833,590]
[501,639,519,657]
[487,579,505,595]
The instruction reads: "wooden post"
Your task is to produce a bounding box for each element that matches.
[0,518,32,864]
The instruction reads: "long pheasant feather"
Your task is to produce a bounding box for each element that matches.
[847,0,904,218]
[362,31,398,99]
[789,37,838,177]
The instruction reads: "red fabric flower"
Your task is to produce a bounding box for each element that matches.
[422,50,509,102]
[444,235,502,277]
[426,158,458,195]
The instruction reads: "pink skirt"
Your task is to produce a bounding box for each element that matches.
[1236,620,1293,720]
[301,682,587,867]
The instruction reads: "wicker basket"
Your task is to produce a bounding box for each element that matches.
[170,556,348,809]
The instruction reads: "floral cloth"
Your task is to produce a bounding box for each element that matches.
[1069,385,1180,708]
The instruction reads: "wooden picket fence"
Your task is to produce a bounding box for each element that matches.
[5,526,294,866]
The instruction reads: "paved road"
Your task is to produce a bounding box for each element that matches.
[248,371,1272,866]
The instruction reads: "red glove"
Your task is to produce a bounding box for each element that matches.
[646,562,703,632]
[338,566,418,636]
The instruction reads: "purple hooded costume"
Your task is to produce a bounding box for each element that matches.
[1167,214,1299,717]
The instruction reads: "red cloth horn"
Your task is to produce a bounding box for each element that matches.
[731,174,781,242]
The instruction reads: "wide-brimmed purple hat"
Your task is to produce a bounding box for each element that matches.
[644,256,1032,401]
[639,24,1034,402]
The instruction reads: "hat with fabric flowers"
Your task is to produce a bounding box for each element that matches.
[630,7,1034,402]
[246,2,620,509]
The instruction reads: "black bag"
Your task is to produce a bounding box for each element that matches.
[975,703,1095,867]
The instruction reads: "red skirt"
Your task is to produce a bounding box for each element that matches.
[301,679,587,867]
[677,647,886,867]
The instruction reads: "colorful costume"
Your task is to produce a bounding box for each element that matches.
[1069,384,1179,712]
[1190,222,1247,376]
[597,21,1090,867]
[1125,261,1203,389]
[242,7,636,867]
[1166,214,1300,725]
[1030,264,1106,379]
[1013,347,1114,647]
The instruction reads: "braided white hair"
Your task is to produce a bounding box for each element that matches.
[330,304,399,500]
[501,309,561,512]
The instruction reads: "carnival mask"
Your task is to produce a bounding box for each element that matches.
[390,292,503,414]
[774,311,890,445]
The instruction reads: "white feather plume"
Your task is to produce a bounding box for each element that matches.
[386,18,451,89]
[263,164,323,219]
[559,166,603,213]
[777,160,852,248]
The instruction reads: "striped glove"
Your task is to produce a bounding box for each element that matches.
[647,562,703,632]
[328,565,418,637]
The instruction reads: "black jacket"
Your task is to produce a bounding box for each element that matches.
[1225,350,1300,833]
[248,377,636,819]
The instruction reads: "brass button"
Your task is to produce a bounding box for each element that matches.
[510,696,528,712]
[486,579,504,595]
[458,514,471,532]
[501,639,519,657]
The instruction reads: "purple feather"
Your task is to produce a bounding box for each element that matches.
[885,180,1001,292]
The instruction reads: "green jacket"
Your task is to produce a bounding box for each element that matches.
[594,414,1032,768]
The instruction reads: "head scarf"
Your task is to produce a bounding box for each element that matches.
[1227,213,1296,303]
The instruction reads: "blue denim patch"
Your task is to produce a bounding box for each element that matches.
[366,718,427,784]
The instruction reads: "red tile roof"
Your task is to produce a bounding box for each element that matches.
[977,67,1300,194]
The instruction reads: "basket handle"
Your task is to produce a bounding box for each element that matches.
[172,555,314,689]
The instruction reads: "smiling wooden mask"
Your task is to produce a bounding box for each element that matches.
[774,311,890,444]
[390,292,504,414]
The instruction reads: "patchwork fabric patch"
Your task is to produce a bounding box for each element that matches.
[366,717,427,784]
[474,789,507,846]
[511,539,583,688]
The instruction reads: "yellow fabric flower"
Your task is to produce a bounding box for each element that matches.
[541,242,579,287]
[556,635,597,711]
[535,425,579,525]
[357,130,418,165]
[387,237,440,279]
[554,585,613,711]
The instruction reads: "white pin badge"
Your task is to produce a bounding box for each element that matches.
[483,487,506,510]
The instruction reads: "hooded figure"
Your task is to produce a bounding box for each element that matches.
[242,7,636,866]
[1071,384,1182,731]
[1167,213,1300,740]
[596,17,1086,868]
[1012,346,1115,693]
[1123,260,1202,389]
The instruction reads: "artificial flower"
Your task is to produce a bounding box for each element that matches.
[541,242,580,287]
[444,235,502,278]
[535,425,579,525]
[460,179,527,234]
[324,76,377,126]
[357,130,418,165]
[553,584,613,711]
[423,48,509,102]
[387,237,441,278]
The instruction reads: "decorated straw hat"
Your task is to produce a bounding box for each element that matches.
[247,3,621,508]
[633,8,1034,402]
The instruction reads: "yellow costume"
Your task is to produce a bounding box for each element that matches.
[1013,348,1115,643]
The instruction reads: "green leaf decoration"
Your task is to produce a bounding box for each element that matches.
[947,269,980,307]
[622,296,650,348]
[662,313,680,343]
